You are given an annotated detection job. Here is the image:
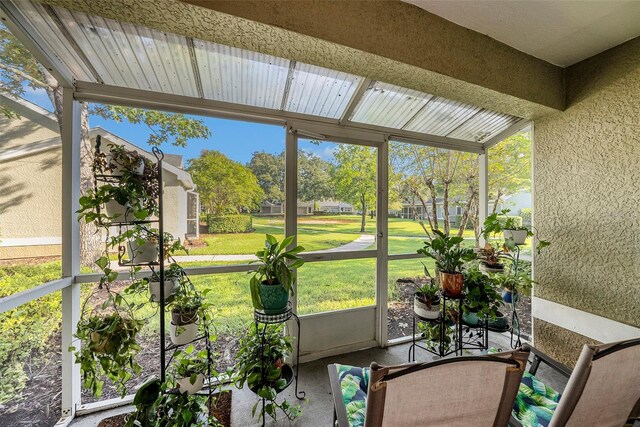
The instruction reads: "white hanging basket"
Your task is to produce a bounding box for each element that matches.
[176,373,205,395]
[127,240,159,264]
[503,229,528,245]
[169,321,198,345]
[149,279,178,302]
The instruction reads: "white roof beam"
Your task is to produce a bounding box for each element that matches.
[481,118,531,149]
[339,77,372,124]
[74,80,484,153]
[0,2,75,88]
[279,60,297,111]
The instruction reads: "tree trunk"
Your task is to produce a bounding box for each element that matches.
[457,193,475,238]
[360,194,366,233]
[427,182,439,230]
[412,189,434,238]
[41,65,102,269]
[442,182,451,236]
[491,190,503,214]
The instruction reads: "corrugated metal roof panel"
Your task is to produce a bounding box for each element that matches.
[17,2,95,82]
[350,82,433,129]
[194,40,289,109]
[447,110,520,142]
[284,63,361,119]
[404,97,481,136]
[53,7,198,97]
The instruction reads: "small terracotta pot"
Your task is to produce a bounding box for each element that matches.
[439,272,464,297]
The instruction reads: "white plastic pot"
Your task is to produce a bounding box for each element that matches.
[503,229,528,245]
[169,321,198,345]
[104,199,131,221]
[414,296,440,320]
[149,279,178,302]
[176,373,205,395]
[127,240,158,264]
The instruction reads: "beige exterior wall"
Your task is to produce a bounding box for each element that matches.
[0,148,62,243]
[0,109,58,150]
[163,185,188,240]
[533,38,640,362]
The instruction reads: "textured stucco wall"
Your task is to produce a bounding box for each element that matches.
[533,37,640,360]
[0,111,59,150]
[534,320,601,368]
[41,0,562,119]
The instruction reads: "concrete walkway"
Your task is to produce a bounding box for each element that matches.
[110,234,375,268]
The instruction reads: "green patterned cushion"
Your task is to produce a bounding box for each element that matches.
[335,364,370,427]
[512,371,562,427]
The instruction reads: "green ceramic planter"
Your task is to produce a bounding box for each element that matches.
[258,281,289,314]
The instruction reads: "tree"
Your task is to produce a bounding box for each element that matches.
[1,23,210,266]
[298,150,334,206]
[247,151,285,204]
[333,145,376,232]
[188,150,264,215]
[488,132,531,213]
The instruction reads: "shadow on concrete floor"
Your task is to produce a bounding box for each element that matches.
[71,334,569,426]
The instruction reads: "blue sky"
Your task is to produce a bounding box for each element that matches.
[21,86,336,165]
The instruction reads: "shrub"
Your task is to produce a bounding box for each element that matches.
[496,214,522,229]
[206,214,253,233]
[519,208,532,227]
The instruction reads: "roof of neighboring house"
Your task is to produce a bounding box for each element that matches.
[0,93,196,191]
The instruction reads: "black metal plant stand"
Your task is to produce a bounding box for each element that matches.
[409,291,489,362]
[509,244,523,349]
[94,135,215,403]
[253,302,305,427]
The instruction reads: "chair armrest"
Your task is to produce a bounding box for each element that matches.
[327,364,351,427]
[528,345,572,378]
[509,415,524,427]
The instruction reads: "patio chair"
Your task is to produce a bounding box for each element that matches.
[328,347,530,427]
[509,337,640,427]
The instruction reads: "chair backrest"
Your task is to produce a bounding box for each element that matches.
[550,337,640,427]
[364,348,530,427]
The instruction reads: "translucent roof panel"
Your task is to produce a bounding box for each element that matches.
[193,40,289,110]
[17,2,95,82]
[404,97,481,136]
[284,63,361,119]
[350,82,434,129]
[53,7,199,97]
[447,110,520,142]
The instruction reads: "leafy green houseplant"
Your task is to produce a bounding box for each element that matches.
[250,234,304,314]
[168,286,205,346]
[417,321,453,354]
[148,263,182,303]
[233,324,302,422]
[70,309,143,398]
[78,143,159,225]
[493,269,535,303]
[462,267,501,326]
[413,264,440,320]
[417,229,476,296]
[477,243,506,273]
[482,209,550,252]
[173,345,209,395]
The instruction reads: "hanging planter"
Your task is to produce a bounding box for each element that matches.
[169,321,198,346]
[149,264,183,303]
[503,229,528,245]
[502,289,518,303]
[127,238,159,264]
[173,346,208,395]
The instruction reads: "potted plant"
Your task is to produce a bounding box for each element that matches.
[149,263,182,303]
[417,321,453,354]
[413,264,440,319]
[477,243,506,273]
[233,324,301,422]
[173,345,209,395]
[78,145,159,225]
[169,289,202,345]
[493,270,535,303]
[482,209,550,252]
[417,229,476,297]
[461,267,501,326]
[70,310,143,398]
[249,234,304,314]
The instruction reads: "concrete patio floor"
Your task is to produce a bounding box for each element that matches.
[71,333,568,426]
